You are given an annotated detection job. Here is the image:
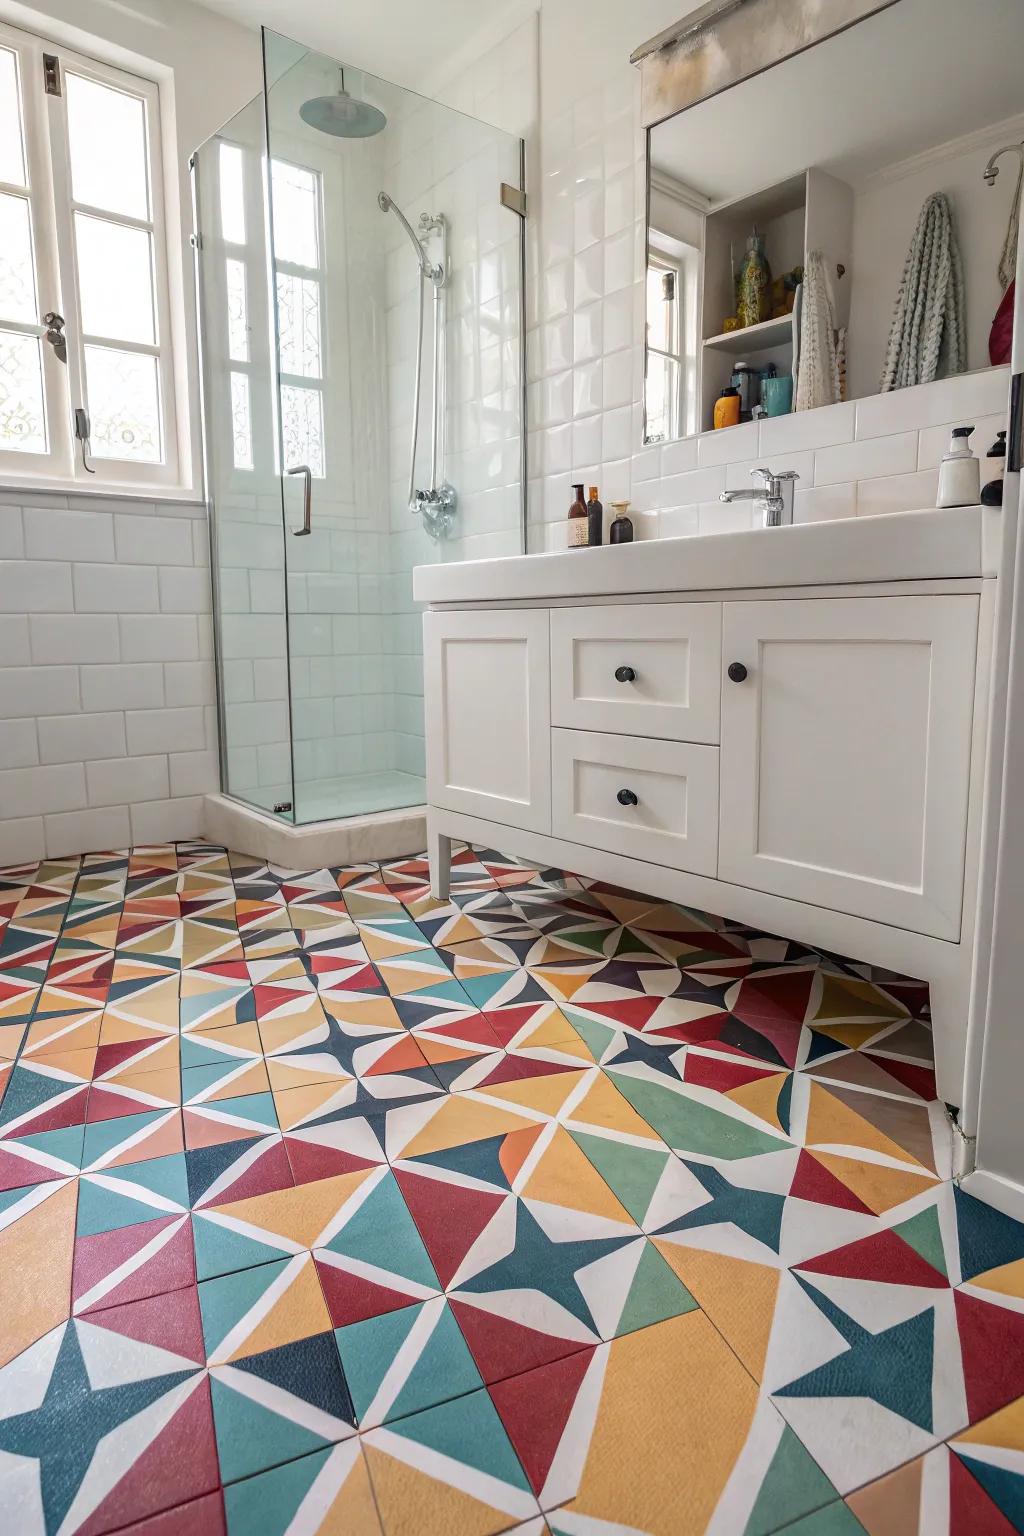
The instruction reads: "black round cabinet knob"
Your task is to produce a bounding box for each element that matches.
[727,662,748,683]
[617,788,638,806]
[614,665,636,683]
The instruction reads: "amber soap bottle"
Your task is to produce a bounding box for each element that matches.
[587,486,603,546]
[568,483,587,548]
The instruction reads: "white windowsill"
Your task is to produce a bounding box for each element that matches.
[0,472,204,506]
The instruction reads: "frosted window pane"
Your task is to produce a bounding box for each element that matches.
[85,345,161,462]
[0,329,46,453]
[219,143,245,244]
[66,73,149,220]
[276,272,320,377]
[226,258,248,361]
[271,161,318,269]
[230,371,253,470]
[0,193,37,324]
[280,384,324,478]
[76,215,156,345]
[0,48,26,188]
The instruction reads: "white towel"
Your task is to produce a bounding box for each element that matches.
[794,251,839,412]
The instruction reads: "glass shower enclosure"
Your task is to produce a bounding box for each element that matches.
[192,31,525,825]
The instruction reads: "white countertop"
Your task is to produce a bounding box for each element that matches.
[414,505,998,606]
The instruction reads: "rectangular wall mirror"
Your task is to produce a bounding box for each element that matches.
[643,0,1021,444]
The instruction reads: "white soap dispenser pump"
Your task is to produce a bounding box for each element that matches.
[937,425,981,508]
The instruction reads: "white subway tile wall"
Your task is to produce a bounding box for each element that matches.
[0,493,217,863]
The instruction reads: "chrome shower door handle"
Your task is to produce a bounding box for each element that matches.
[287,464,312,536]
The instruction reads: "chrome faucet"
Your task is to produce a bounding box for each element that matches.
[720,467,800,527]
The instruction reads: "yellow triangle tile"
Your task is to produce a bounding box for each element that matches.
[266,1056,353,1094]
[396,1097,535,1159]
[528,967,593,1001]
[273,1081,348,1131]
[805,1081,929,1169]
[0,1183,77,1369]
[321,1448,382,1534]
[196,1061,269,1102]
[809,1021,890,1050]
[726,1072,789,1133]
[968,1256,1024,1301]
[321,995,403,1032]
[598,895,657,926]
[359,929,426,962]
[104,1037,181,1080]
[188,1021,262,1055]
[812,974,907,1024]
[24,1012,102,1056]
[569,1072,662,1140]
[224,1255,331,1362]
[436,916,488,947]
[363,1443,510,1536]
[654,1243,779,1382]
[523,1130,632,1221]
[211,1170,374,1248]
[953,1392,1024,1451]
[475,1068,588,1117]
[811,1150,935,1214]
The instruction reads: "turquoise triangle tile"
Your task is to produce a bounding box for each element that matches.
[405,979,471,1007]
[181,1035,245,1071]
[210,1373,334,1484]
[335,1304,422,1421]
[569,1129,669,1225]
[0,1065,81,1128]
[76,1152,188,1236]
[224,1445,333,1532]
[608,1070,790,1160]
[322,1174,438,1289]
[386,1387,530,1490]
[193,1212,292,1281]
[81,1110,169,1167]
[614,1240,697,1338]
[6,1124,85,1172]
[743,1422,839,1536]
[563,1010,618,1062]
[203,1092,278,1130]
[182,1060,253,1098]
[387,1302,482,1424]
[461,971,520,1008]
[336,1300,481,1428]
[199,1257,290,1358]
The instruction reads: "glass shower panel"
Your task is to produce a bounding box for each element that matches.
[194,96,295,820]
[261,30,524,825]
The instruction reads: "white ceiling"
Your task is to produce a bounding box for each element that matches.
[194,0,528,91]
[650,0,1024,205]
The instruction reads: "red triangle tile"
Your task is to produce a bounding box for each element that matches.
[394,1169,503,1287]
[450,1297,588,1384]
[86,1283,206,1363]
[798,1228,947,1288]
[949,1447,1019,1536]
[789,1151,875,1215]
[74,1216,195,1314]
[315,1256,422,1326]
[955,1290,1024,1423]
[490,1346,595,1495]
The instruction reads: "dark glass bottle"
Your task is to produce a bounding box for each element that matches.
[587,486,603,547]
[609,501,634,543]
[568,483,587,549]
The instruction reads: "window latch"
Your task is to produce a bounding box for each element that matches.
[74,407,96,475]
[42,311,67,364]
[42,53,61,97]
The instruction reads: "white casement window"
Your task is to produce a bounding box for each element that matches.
[0,21,181,489]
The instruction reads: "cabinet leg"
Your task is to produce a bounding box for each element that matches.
[429,828,452,902]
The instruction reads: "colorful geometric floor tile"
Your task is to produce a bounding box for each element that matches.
[2,839,1024,1535]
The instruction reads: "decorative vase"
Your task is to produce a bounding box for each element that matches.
[737,230,771,328]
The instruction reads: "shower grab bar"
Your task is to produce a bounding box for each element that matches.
[287,464,312,536]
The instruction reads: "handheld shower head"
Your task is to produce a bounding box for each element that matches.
[983,142,1024,187]
[377,189,443,283]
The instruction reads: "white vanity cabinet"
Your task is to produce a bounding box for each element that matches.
[423,608,551,833]
[416,508,996,1105]
[718,595,979,940]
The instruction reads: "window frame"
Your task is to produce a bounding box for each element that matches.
[267,155,327,482]
[0,19,183,492]
[645,246,684,444]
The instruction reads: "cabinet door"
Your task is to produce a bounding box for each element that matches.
[551,728,719,874]
[550,602,721,742]
[719,595,978,939]
[424,609,551,832]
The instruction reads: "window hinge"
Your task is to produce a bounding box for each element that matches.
[43,53,61,97]
[190,232,203,251]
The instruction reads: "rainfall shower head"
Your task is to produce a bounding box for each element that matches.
[300,69,387,138]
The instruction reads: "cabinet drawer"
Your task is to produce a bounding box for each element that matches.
[551,603,721,742]
[551,728,719,874]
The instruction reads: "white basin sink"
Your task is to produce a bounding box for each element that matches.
[413,504,996,605]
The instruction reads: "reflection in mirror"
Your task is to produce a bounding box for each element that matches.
[643,0,1022,444]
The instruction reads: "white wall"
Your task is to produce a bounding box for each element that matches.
[524,0,1013,551]
[0,0,257,862]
